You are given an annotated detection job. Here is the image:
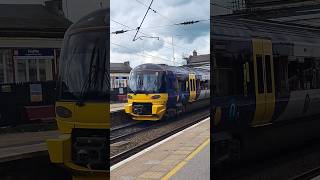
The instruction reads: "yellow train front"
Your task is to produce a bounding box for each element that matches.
[125,64,210,121]
[47,9,109,179]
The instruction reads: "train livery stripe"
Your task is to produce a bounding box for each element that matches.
[252,39,266,126]
[251,39,275,126]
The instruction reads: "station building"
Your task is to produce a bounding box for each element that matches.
[0,3,71,125]
[0,3,70,84]
[185,50,210,70]
[110,61,132,102]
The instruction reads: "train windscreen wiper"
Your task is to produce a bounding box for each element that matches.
[77,46,98,106]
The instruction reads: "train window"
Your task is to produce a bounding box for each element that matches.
[175,79,180,92]
[213,52,244,96]
[288,59,320,90]
[274,57,289,97]
[197,79,200,91]
[193,79,195,91]
[265,55,273,93]
[200,80,209,90]
[191,79,194,91]
[178,79,186,91]
[256,55,264,94]
[191,79,193,91]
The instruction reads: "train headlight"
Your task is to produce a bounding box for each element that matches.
[56,106,72,118]
[128,95,133,99]
[151,95,161,99]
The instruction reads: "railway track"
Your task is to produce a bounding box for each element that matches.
[110,121,160,144]
[111,121,141,131]
[110,109,209,166]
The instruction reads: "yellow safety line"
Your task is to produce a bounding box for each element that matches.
[161,138,210,180]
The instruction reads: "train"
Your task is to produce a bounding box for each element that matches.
[47,9,109,180]
[125,63,210,121]
[212,17,320,165]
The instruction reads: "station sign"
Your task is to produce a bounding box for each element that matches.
[13,48,54,60]
[30,84,43,102]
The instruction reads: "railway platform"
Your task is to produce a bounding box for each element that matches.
[0,103,123,163]
[110,117,210,180]
[111,103,125,112]
[0,130,58,162]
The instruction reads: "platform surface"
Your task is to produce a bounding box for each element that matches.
[111,103,126,113]
[110,118,210,180]
[0,130,58,162]
[171,144,210,180]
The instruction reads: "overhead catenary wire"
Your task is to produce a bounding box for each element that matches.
[111,19,209,34]
[111,42,185,65]
[133,0,156,41]
[133,0,210,44]
[111,28,193,58]
[111,18,207,54]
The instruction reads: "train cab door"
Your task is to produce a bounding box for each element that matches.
[188,74,196,102]
[252,39,275,126]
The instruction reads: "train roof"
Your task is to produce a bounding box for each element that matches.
[212,17,320,44]
[212,17,320,57]
[66,8,108,35]
[132,63,210,77]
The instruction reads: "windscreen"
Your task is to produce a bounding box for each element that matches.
[128,70,165,94]
[58,29,109,101]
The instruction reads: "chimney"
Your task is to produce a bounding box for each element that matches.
[45,0,64,17]
[124,61,130,67]
[193,50,197,57]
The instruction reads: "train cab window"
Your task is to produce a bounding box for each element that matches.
[256,55,264,94]
[265,55,273,93]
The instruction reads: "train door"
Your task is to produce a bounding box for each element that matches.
[252,39,275,126]
[188,74,196,102]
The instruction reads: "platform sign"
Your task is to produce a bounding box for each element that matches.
[30,84,43,102]
[14,48,54,60]
[119,88,124,94]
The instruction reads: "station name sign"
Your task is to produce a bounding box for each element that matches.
[13,48,54,59]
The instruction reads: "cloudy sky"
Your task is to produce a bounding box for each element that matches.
[110,0,210,68]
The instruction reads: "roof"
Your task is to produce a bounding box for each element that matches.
[111,63,132,73]
[70,8,108,29]
[187,54,210,64]
[0,4,72,38]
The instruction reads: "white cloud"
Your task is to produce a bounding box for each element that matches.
[111,0,210,68]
